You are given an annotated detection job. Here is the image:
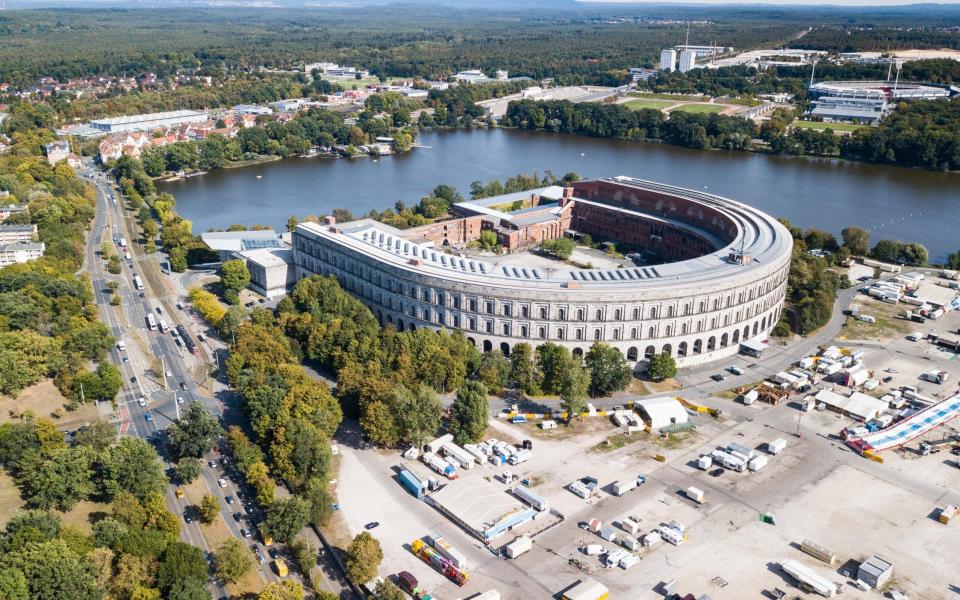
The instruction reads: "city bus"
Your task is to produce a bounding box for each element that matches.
[146,314,157,331]
[158,319,169,333]
[132,275,144,291]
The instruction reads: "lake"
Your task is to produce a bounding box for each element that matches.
[160,128,959,261]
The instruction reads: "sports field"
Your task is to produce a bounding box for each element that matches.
[671,103,728,114]
[623,98,676,110]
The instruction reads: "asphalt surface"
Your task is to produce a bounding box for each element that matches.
[81,164,281,596]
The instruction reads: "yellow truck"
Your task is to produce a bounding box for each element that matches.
[272,559,288,577]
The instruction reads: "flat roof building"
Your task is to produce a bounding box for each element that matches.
[0,241,45,266]
[240,247,295,299]
[89,110,209,133]
[814,389,888,422]
[0,224,37,244]
[635,397,689,430]
[660,49,677,72]
[426,480,536,542]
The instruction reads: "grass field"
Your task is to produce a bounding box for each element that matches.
[791,120,867,133]
[671,103,728,114]
[622,98,677,111]
[629,92,709,102]
[0,473,25,526]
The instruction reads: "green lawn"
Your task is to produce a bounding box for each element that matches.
[629,92,709,102]
[791,121,867,133]
[672,103,727,114]
[623,98,677,111]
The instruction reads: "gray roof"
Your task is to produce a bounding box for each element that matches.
[0,241,44,252]
[0,224,35,232]
[201,229,281,253]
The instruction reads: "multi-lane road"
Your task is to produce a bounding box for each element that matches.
[80,164,289,597]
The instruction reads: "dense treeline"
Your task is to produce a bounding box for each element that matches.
[420,80,535,128]
[504,97,960,171]
[0,417,215,599]
[0,154,117,399]
[0,7,805,88]
[796,26,960,53]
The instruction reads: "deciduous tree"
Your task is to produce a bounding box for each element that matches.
[345,531,382,585]
[647,352,677,381]
[449,381,488,444]
[214,538,252,584]
[584,342,632,397]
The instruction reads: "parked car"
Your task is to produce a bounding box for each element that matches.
[138,397,146,406]
[365,522,380,530]
[232,512,242,522]
[255,551,265,564]
[709,468,724,478]
[144,413,153,422]
[209,460,217,468]
[179,381,187,390]
[711,373,726,382]
[268,547,280,559]
[241,528,251,538]
[225,496,234,505]
[218,478,227,488]
[728,366,744,375]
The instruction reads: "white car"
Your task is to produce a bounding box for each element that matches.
[165,370,172,378]
[176,395,183,404]
[138,397,146,406]
[218,478,227,488]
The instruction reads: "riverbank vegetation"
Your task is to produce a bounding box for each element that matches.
[505,97,960,171]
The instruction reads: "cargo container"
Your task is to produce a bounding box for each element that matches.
[599,527,618,542]
[767,438,787,455]
[508,449,531,466]
[618,517,639,535]
[411,539,468,586]
[728,442,757,460]
[780,559,836,597]
[441,443,476,469]
[463,444,487,464]
[939,505,957,524]
[505,535,532,558]
[512,486,549,512]
[398,468,425,499]
[561,579,609,600]
[800,539,838,565]
[686,486,705,504]
[711,449,746,472]
[429,534,469,570]
[697,455,713,470]
[422,452,457,479]
[618,536,640,551]
[748,455,768,471]
[611,479,637,496]
[741,389,759,405]
[426,434,454,454]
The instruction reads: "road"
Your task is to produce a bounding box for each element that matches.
[80,164,282,596]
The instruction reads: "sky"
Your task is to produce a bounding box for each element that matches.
[580,0,960,4]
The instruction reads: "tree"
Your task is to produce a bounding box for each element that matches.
[288,538,315,575]
[15,445,96,510]
[198,494,219,524]
[157,541,208,594]
[560,362,589,422]
[508,342,540,394]
[539,237,574,260]
[111,554,153,600]
[584,342,632,397]
[300,477,334,527]
[841,226,870,255]
[166,401,222,460]
[166,579,211,600]
[258,581,303,600]
[477,350,510,394]
[214,538,253,584]
[101,437,167,501]
[374,580,407,600]
[345,531,382,584]
[449,381,488,445]
[647,352,677,381]
[287,215,298,232]
[392,385,442,448]
[948,250,960,270]
[219,259,251,304]
[73,420,116,452]
[536,343,572,395]
[264,497,311,543]
[172,459,202,484]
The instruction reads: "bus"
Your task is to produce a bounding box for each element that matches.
[158,319,169,333]
[118,237,127,249]
[146,314,157,331]
[132,275,144,291]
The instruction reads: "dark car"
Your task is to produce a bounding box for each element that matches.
[241,528,251,538]
[179,381,187,390]
[365,521,380,530]
[268,547,280,559]
[711,374,725,382]
[709,468,724,478]
[130,376,138,383]
[225,495,234,505]
[882,376,894,383]
[232,512,242,523]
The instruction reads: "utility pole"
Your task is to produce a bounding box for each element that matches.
[161,355,167,389]
[79,382,85,404]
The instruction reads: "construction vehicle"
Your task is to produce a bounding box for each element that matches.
[411,538,469,586]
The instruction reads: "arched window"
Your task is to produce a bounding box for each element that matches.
[648,327,655,339]
[539,327,546,338]
[649,307,658,319]
[557,329,565,340]
[644,345,656,359]
[594,329,602,340]
[693,339,702,354]
[575,329,583,340]
[668,306,675,318]
[662,344,672,356]
[733,329,740,343]
[500,342,510,356]
[678,342,688,357]
[614,308,622,320]
[521,325,528,337]
[577,308,584,321]
[753,322,759,336]
[707,336,716,351]
[627,347,638,361]
[595,309,603,321]
[483,340,492,352]
[573,347,584,358]
[720,333,728,347]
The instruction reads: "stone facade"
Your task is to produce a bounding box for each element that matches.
[291,177,793,368]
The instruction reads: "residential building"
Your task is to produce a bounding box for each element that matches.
[0,241,45,266]
[44,140,71,166]
[678,49,698,73]
[0,224,37,244]
[0,205,28,222]
[660,49,677,72]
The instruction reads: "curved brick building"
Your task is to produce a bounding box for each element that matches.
[292,176,792,367]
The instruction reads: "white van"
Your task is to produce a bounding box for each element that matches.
[858,315,876,323]
[116,340,126,352]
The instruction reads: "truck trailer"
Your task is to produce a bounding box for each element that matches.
[411,539,468,586]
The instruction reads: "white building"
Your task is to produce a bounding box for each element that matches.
[0,224,37,244]
[660,49,677,72]
[240,247,295,299]
[635,397,689,430]
[89,110,209,133]
[678,49,698,73]
[232,104,273,116]
[0,241,45,266]
[44,141,71,166]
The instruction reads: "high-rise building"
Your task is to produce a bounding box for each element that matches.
[678,49,697,73]
[660,49,677,72]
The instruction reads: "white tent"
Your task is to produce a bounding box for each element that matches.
[635,397,689,430]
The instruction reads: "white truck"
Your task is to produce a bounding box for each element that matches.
[116,339,127,352]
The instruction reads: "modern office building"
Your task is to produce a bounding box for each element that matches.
[660,49,677,72]
[89,110,209,133]
[291,177,792,368]
[678,49,698,73]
